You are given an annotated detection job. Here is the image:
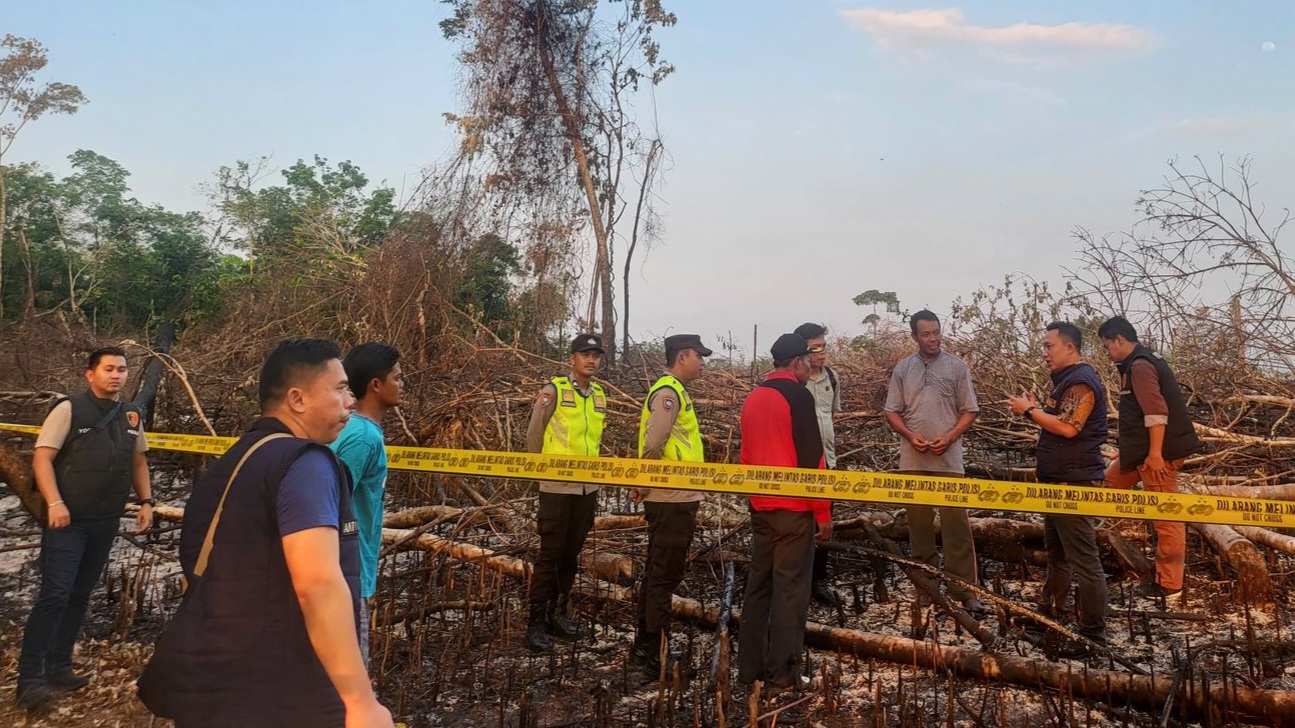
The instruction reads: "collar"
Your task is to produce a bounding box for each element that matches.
[764,370,801,384]
[917,350,944,365]
[1049,362,1086,384]
[1116,344,1149,375]
[246,416,295,436]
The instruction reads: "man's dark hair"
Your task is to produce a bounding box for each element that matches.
[1046,321,1084,352]
[87,346,127,371]
[909,310,940,336]
[343,342,401,401]
[793,322,828,341]
[1097,316,1139,343]
[773,356,802,369]
[666,347,686,367]
[258,338,342,408]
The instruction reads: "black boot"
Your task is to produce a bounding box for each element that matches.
[524,616,552,652]
[630,632,653,666]
[547,595,585,639]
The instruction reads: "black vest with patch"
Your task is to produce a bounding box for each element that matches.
[53,391,143,519]
[1035,363,1108,483]
[1116,345,1202,468]
[168,417,360,727]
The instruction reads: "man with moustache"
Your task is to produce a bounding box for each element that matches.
[884,310,985,615]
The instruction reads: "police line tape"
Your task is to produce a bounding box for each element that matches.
[3,422,1295,528]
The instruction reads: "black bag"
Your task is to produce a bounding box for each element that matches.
[137,433,289,717]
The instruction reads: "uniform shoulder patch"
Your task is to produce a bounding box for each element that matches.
[126,410,140,429]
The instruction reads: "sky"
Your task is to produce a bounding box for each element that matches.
[6,1,1294,358]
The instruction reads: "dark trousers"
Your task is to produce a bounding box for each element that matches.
[529,491,597,619]
[812,504,833,582]
[637,501,700,638]
[18,517,119,684]
[1042,512,1108,639]
[738,509,816,688]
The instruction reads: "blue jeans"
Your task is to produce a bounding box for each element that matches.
[18,517,119,684]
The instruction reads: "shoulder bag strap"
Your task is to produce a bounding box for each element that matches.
[194,432,293,578]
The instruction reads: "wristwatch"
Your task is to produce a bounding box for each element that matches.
[1023,406,1037,419]
[138,497,155,506]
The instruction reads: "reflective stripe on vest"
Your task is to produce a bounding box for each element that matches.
[543,376,606,457]
[639,375,704,462]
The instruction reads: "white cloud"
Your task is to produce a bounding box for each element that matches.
[842,7,1159,65]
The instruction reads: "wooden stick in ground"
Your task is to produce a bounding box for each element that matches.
[376,527,1294,727]
[1178,482,1273,603]
[856,521,998,649]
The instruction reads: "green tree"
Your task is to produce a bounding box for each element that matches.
[211,155,397,270]
[2,151,224,331]
[453,233,523,330]
[0,34,87,317]
[853,289,901,335]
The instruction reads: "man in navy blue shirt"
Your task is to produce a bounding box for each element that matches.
[143,340,393,728]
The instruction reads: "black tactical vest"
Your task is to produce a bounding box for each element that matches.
[53,391,143,519]
[1116,346,1202,468]
[1035,362,1108,483]
[167,417,360,727]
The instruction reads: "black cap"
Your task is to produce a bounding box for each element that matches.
[664,333,713,358]
[570,333,604,354]
[770,333,810,360]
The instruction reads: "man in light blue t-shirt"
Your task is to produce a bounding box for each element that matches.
[331,342,404,668]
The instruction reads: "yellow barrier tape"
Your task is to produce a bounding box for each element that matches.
[4,422,1294,528]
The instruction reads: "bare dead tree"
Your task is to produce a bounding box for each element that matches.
[1069,156,1295,372]
[439,0,675,363]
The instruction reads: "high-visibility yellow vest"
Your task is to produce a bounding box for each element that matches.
[639,374,704,462]
[543,376,606,457]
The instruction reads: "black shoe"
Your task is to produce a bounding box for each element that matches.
[524,620,552,652]
[547,607,585,639]
[961,597,989,618]
[45,672,89,693]
[1056,635,1108,659]
[16,682,55,709]
[642,650,663,678]
[1134,582,1182,600]
[630,632,657,664]
[811,581,843,608]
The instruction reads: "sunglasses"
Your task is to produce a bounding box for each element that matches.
[807,345,826,354]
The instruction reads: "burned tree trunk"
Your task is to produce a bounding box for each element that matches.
[130,321,174,430]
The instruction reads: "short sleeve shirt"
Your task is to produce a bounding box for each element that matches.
[884,351,979,474]
[329,414,387,598]
[276,448,342,538]
[1054,383,1096,431]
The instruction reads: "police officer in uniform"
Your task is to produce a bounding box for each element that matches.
[18,347,153,708]
[631,333,712,676]
[524,334,608,651]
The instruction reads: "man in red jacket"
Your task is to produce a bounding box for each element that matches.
[737,333,833,695]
